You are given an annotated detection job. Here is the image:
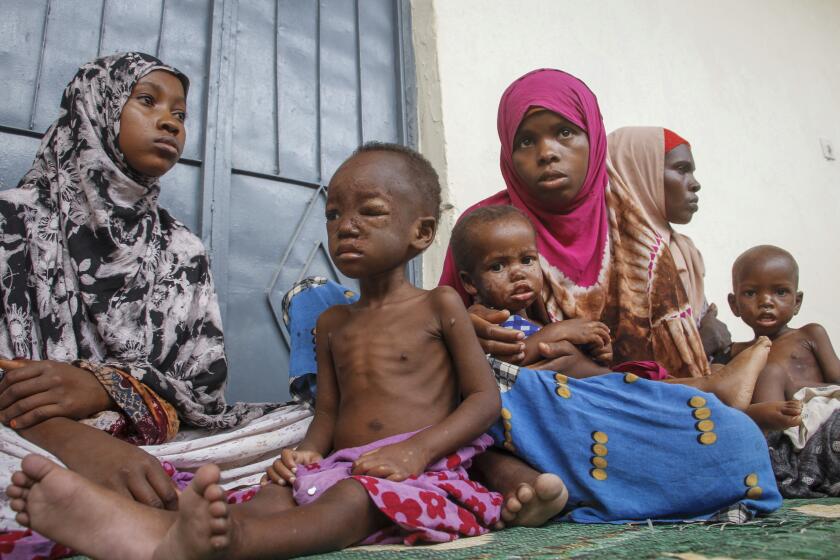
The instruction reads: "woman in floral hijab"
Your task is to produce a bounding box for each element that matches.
[0,54,277,542]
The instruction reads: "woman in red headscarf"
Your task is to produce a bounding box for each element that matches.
[440,69,709,378]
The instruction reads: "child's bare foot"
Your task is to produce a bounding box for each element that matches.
[747,400,802,431]
[675,336,771,410]
[6,454,169,560]
[153,464,233,560]
[499,473,567,527]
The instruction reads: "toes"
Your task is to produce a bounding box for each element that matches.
[191,464,222,495]
[208,500,228,518]
[515,483,535,504]
[20,454,60,482]
[14,512,30,527]
[209,517,229,535]
[10,471,34,489]
[209,535,229,550]
[5,484,27,500]
[203,483,225,503]
[501,507,517,523]
[505,495,523,513]
[10,498,26,512]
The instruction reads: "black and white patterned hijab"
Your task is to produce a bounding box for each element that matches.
[0,52,268,429]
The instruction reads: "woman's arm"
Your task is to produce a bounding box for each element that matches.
[16,417,178,510]
[468,304,526,362]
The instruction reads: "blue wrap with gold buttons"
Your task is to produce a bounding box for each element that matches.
[489,365,781,523]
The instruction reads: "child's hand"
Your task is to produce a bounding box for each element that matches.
[261,448,322,486]
[589,341,613,365]
[542,319,610,348]
[351,441,429,482]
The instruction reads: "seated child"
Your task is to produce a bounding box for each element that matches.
[5,143,506,559]
[450,205,612,373]
[729,245,840,431]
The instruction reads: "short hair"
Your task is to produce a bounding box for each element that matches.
[450,205,534,273]
[732,244,799,287]
[352,141,441,221]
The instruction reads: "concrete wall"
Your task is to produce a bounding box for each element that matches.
[412,0,840,343]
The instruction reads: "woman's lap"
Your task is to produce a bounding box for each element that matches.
[490,367,781,522]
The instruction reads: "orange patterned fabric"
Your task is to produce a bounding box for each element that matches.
[77,360,179,444]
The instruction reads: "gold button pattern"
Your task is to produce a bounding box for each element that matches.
[590,468,608,481]
[695,420,715,432]
[698,432,717,445]
[689,396,706,408]
[554,374,572,399]
[693,407,711,420]
[743,472,763,499]
[589,431,609,480]
[623,373,639,383]
[344,290,356,298]
[501,408,515,452]
[690,396,716,445]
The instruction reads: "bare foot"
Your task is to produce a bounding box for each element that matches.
[6,454,170,560]
[499,473,568,527]
[674,336,771,410]
[153,464,233,560]
[747,400,802,431]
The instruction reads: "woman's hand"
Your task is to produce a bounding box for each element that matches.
[351,440,430,482]
[699,304,732,357]
[0,359,114,429]
[18,417,178,510]
[467,304,525,362]
[262,448,323,486]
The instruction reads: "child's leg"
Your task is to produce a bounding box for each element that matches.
[471,448,567,527]
[8,454,389,560]
[665,336,772,409]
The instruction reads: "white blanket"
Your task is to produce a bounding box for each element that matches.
[783,384,840,450]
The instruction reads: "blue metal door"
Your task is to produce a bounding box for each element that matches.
[0,0,417,402]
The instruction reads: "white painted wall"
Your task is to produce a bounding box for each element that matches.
[412,0,840,344]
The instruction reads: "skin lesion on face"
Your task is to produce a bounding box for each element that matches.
[511,108,590,211]
[324,151,436,280]
[663,144,700,225]
[118,70,187,178]
[459,217,543,313]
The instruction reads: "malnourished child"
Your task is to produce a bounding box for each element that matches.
[450,205,612,374]
[729,245,840,432]
[5,143,505,559]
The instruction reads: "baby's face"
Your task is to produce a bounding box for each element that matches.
[325,151,417,279]
[463,218,542,312]
[729,256,802,336]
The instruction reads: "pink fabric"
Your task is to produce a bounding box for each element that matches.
[441,68,610,301]
[612,360,671,381]
[293,431,502,546]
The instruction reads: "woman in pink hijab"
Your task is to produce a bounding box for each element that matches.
[440,69,709,378]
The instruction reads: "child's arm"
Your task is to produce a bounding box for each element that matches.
[353,287,501,481]
[520,319,611,365]
[804,323,840,384]
[265,308,342,485]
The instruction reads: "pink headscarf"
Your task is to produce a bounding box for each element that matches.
[440,68,609,300]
